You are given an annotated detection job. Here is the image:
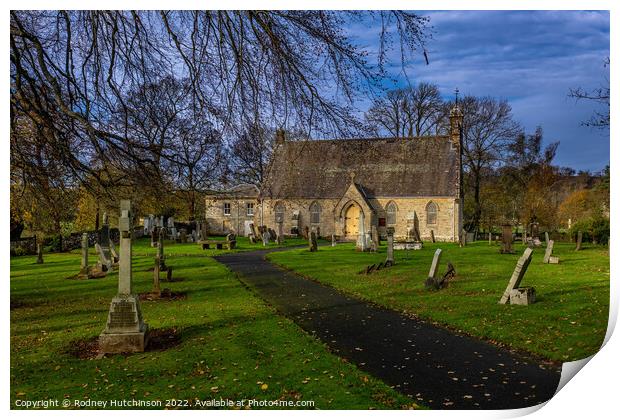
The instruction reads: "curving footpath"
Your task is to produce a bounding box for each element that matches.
[215,248,561,410]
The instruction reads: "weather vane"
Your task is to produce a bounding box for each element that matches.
[455,87,460,105]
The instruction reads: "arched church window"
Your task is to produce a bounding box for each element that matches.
[386,202,397,225]
[426,202,438,225]
[274,202,285,223]
[310,202,321,224]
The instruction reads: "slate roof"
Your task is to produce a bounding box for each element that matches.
[206,183,259,199]
[261,137,460,199]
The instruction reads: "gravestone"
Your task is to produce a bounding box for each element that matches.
[356,219,368,252]
[77,233,91,279]
[150,227,158,248]
[424,249,443,289]
[143,217,150,236]
[262,229,271,246]
[226,233,237,249]
[331,234,337,247]
[95,243,110,272]
[100,212,112,263]
[152,257,161,297]
[521,226,527,245]
[316,226,321,239]
[499,247,534,305]
[277,222,284,245]
[545,231,550,244]
[488,231,492,245]
[500,225,514,254]
[430,229,436,243]
[167,217,177,240]
[370,226,379,252]
[191,229,197,243]
[157,228,167,271]
[109,240,120,264]
[575,231,583,251]
[385,227,395,267]
[99,200,148,353]
[303,226,309,240]
[548,256,560,264]
[309,231,318,252]
[36,243,43,264]
[542,240,555,264]
[179,229,187,243]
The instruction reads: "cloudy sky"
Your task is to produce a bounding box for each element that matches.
[350,10,610,172]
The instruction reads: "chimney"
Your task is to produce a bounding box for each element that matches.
[449,105,463,150]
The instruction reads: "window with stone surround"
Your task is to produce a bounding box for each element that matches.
[386,202,397,225]
[274,202,285,223]
[310,202,321,224]
[426,202,438,225]
[223,202,231,216]
[246,202,254,216]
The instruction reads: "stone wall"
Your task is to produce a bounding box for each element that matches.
[205,196,259,235]
[260,196,459,241]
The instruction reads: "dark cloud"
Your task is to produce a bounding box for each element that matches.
[348,10,610,171]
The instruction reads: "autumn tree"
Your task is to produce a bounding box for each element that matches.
[460,96,522,231]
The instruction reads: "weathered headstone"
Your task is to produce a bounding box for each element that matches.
[430,229,436,243]
[99,200,148,353]
[499,247,534,305]
[545,231,550,244]
[109,240,120,264]
[548,256,560,264]
[369,226,378,252]
[152,257,161,297]
[262,229,271,246]
[36,243,43,264]
[100,212,112,262]
[542,239,555,264]
[157,228,167,271]
[95,243,110,272]
[167,217,177,240]
[80,233,89,270]
[331,234,337,247]
[426,249,442,282]
[277,222,284,245]
[385,227,395,267]
[226,233,237,249]
[150,227,158,248]
[500,225,514,254]
[316,226,321,239]
[521,226,527,245]
[179,229,187,243]
[303,226,309,240]
[76,233,90,278]
[309,231,318,252]
[488,231,492,245]
[575,231,583,251]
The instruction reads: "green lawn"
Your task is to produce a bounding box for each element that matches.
[10,238,417,409]
[131,235,311,256]
[268,241,609,362]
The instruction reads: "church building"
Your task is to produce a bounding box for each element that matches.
[205,106,464,242]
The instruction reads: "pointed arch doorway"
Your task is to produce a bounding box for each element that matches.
[344,203,363,239]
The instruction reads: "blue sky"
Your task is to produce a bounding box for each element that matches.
[349,10,610,172]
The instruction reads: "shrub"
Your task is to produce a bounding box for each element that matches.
[569,217,610,245]
[12,246,27,257]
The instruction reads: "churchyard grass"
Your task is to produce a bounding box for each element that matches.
[131,235,311,256]
[10,239,417,409]
[268,241,609,362]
